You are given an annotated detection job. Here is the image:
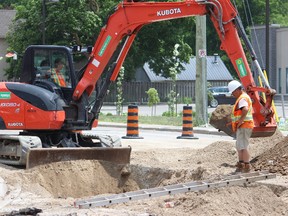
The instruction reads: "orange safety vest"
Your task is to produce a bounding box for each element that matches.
[51,69,66,87]
[231,92,254,132]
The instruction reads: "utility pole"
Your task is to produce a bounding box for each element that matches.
[195,16,208,125]
[42,0,46,44]
[265,0,270,75]
[42,0,59,45]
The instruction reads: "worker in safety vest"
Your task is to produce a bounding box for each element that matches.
[228,80,254,173]
[51,58,67,87]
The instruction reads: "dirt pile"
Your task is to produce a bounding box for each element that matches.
[252,136,288,175]
[0,128,288,215]
[23,160,139,198]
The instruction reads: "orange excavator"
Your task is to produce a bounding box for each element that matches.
[0,0,276,168]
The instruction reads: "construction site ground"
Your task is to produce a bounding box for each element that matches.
[0,122,288,216]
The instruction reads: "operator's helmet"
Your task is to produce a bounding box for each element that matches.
[228,80,242,93]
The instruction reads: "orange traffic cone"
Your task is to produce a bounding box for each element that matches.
[122,104,143,139]
[177,106,198,139]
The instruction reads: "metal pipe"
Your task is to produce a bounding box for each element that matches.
[265,0,270,75]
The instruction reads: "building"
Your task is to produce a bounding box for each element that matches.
[251,25,288,95]
[135,55,233,84]
[276,27,288,95]
[103,55,233,103]
[0,10,16,81]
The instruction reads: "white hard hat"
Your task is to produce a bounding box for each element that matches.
[228,80,242,93]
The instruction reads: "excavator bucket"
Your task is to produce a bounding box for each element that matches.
[0,134,131,169]
[26,147,132,169]
[210,105,277,138]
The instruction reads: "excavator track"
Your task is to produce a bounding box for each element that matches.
[0,133,131,169]
[0,135,42,166]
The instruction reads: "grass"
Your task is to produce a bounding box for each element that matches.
[98,112,206,126]
[98,113,183,126]
[98,113,287,132]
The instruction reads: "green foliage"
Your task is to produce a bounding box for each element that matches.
[116,67,125,115]
[4,0,288,80]
[146,87,160,116]
[146,88,160,107]
[100,114,183,126]
[182,97,192,105]
[167,44,180,117]
[162,111,181,118]
[5,0,103,79]
[0,0,17,9]
[125,17,194,79]
[207,82,214,103]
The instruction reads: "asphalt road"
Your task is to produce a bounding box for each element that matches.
[92,125,234,151]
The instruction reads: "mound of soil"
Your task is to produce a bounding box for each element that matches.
[252,136,288,175]
[0,127,287,215]
[24,160,139,198]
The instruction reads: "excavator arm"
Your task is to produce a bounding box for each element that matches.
[0,0,276,168]
[74,0,276,136]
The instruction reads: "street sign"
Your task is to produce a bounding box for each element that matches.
[198,49,206,58]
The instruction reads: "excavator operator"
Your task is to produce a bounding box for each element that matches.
[51,58,67,87]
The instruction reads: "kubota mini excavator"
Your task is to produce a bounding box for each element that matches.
[0,0,277,168]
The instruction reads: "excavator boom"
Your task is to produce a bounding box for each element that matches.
[73,0,276,137]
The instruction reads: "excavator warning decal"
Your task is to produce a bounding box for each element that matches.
[98,35,112,57]
[0,92,11,99]
[236,58,247,77]
[92,59,100,68]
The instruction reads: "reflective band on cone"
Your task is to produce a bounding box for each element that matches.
[177,106,198,139]
[122,104,143,139]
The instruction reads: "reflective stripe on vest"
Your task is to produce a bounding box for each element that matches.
[51,69,66,87]
[231,92,254,131]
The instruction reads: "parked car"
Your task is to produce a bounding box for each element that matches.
[208,86,237,108]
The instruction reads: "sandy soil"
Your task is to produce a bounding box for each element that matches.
[0,129,288,216]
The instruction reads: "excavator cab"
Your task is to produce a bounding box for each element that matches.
[0,45,132,168]
[20,45,76,102]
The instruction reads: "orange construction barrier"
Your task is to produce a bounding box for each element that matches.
[122,104,143,139]
[177,106,198,139]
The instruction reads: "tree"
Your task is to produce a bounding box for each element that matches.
[5,0,194,80]
[0,0,17,9]
[167,44,180,117]
[146,88,160,116]
[5,0,103,79]
[4,0,288,80]
[116,67,124,116]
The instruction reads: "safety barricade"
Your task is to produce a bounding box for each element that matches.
[122,104,143,139]
[177,106,198,139]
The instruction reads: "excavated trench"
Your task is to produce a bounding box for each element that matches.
[20,160,207,199]
[12,122,287,200]
[19,148,288,200]
[1,111,288,216]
